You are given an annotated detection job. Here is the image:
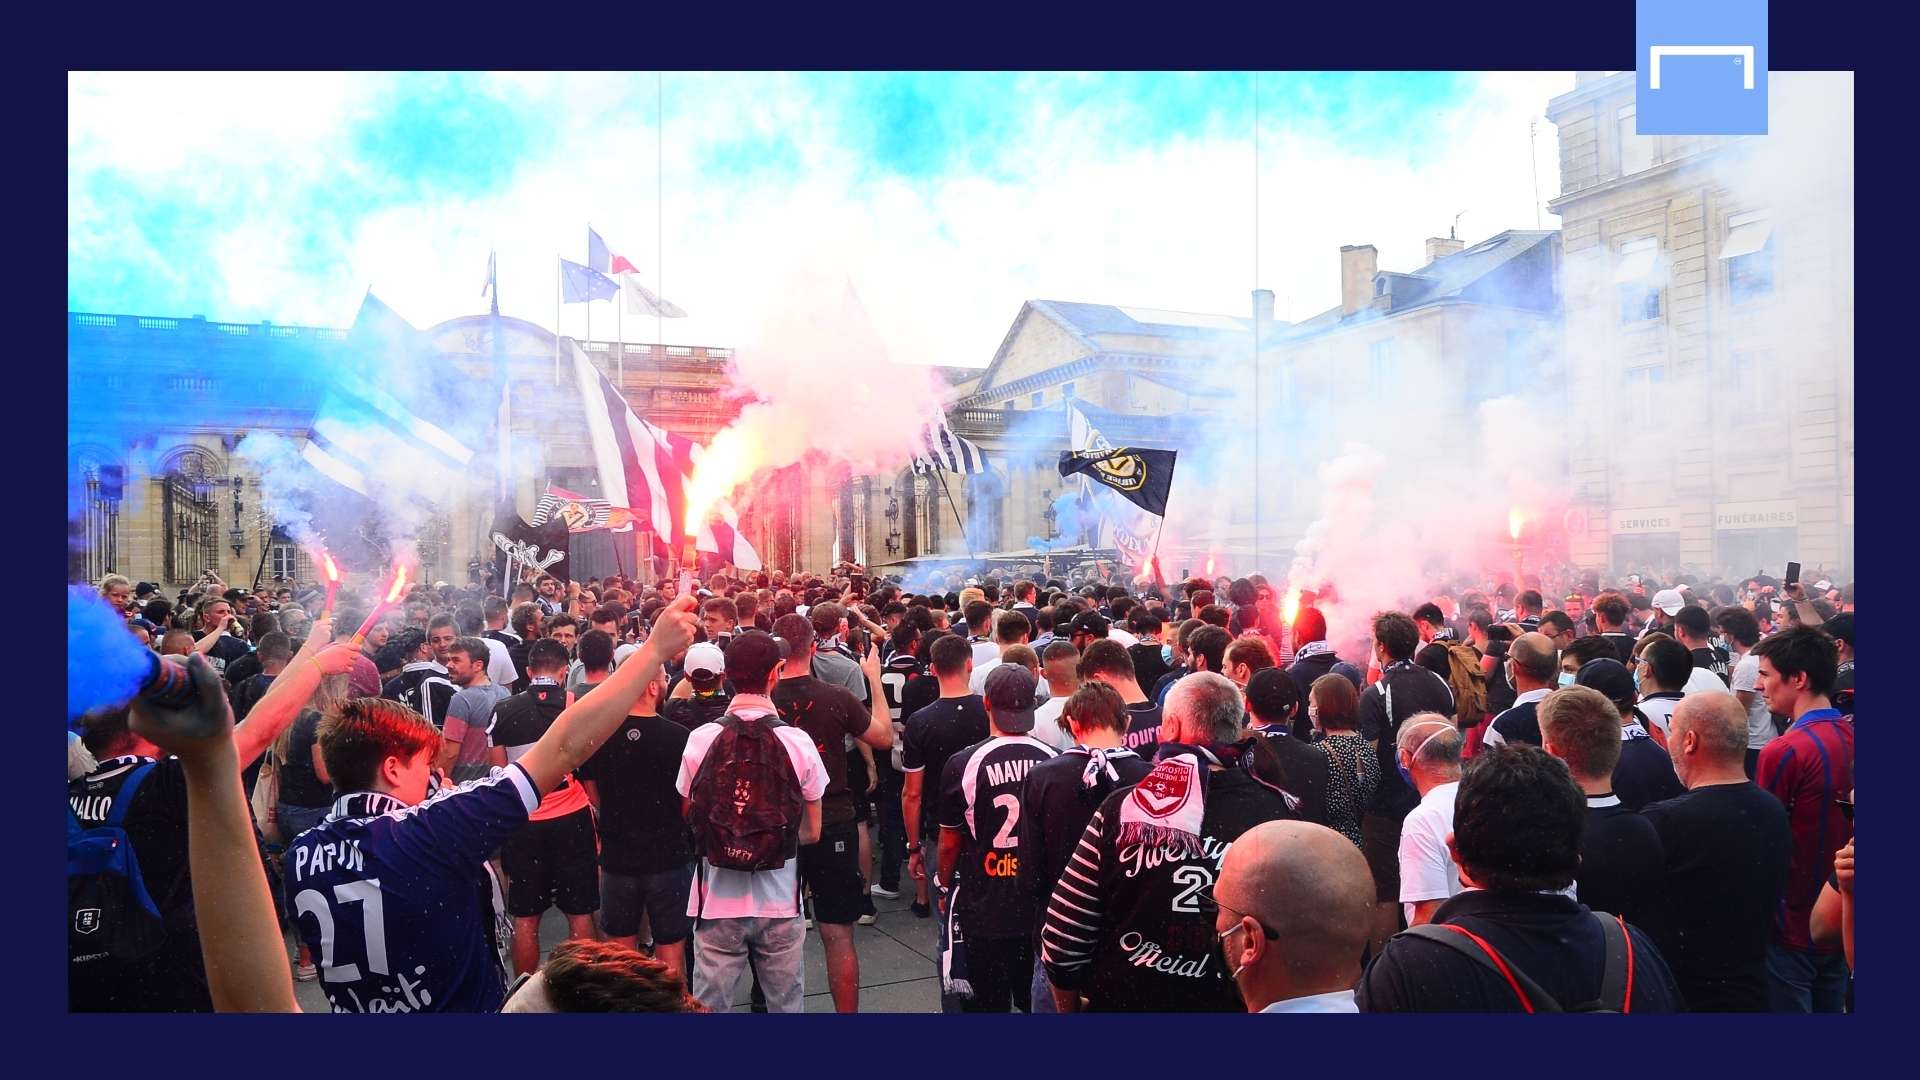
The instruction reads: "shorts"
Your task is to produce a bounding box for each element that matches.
[501,806,600,918]
[1360,811,1404,903]
[798,821,864,925]
[601,864,695,944]
[847,747,872,824]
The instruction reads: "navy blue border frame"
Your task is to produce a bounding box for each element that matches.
[33,1,1892,1072]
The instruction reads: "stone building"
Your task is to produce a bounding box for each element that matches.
[1546,70,1853,578]
[66,304,748,589]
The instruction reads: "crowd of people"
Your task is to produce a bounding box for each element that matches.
[70,559,1855,1013]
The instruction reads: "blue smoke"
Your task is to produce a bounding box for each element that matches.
[69,587,153,723]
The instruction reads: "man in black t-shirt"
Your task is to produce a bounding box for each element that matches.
[1592,592,1638,665]
[1125,609,1171,693]
[1642,693,1792,1011]
[1538,686,1667,935]
[875,622,927,896]
[770,613,891,1013]
[663,642,732,729]
[577,662,694,975]
[1079,639,1162,753]
[1017,682,1149,1013]
[1674,605,1732,686]
[1356,612,1455,944]
[1572,658,1685,810]
[937,665,1057,1012]
[902,634,989,1011]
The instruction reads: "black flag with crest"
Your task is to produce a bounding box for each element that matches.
[1057,447,1177,517]
[490,504,572,586]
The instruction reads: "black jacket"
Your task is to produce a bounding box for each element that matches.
[1357,889,1683,1012]
[1285,651,1364,738]
[1358,661,1455,817]
[1041,768,1294,1012]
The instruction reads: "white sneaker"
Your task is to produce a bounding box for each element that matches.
[870,884,902,899]
[294,962,318,982]
[857,912,877,926]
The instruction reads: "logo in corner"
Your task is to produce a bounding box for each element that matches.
[74,908,102,935]
[1636,0,1768,135]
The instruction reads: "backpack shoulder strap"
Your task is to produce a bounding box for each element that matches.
[1594,911,1634,1013]
[105,762,158,829]
[1398,923,1562,1013]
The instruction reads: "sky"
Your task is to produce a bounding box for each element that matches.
[69,71,1572,370]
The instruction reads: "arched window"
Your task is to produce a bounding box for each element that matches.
[158,446,221,585]
[69,445,123,585]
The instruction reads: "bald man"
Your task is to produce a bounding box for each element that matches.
[1214,820,1373,1013]
[1641,693,1792,1011]
[1482,632,1559,748]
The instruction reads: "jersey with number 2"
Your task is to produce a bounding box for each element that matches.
[938,735,1056,939]
[286,765,538,1012]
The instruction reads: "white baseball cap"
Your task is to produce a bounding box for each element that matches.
[684,641,725,679]
[1813,579,1833,593]
[1650,589,1686,616]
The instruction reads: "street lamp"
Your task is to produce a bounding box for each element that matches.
[228,476,247,556]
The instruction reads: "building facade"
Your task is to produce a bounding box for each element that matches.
[66,308,765,589]
[1547,71,1854,580]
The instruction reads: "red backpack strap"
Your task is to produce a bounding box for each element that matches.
[1399,922,1552,1013]
[1594,911,1634,1013]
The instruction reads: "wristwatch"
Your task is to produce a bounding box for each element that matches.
[906,842,923,854]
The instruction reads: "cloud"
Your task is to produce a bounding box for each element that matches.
[69,71,1571,369]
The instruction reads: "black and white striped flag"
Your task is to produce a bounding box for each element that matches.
[911,413,987,475]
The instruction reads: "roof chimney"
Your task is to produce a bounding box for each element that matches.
[1251,289,1275,326]
[1426,236,1466,264]
[1340,245,1377,317]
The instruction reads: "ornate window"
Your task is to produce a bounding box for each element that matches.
[159,447,221,584]
[69,446,123,584]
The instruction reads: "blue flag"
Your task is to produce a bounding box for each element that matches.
[587,227,611,274]
[561,257,618,303]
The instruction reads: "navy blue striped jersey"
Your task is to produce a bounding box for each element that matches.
[287,765,537,1012]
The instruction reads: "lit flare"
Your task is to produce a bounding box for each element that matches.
[349,563,411,646]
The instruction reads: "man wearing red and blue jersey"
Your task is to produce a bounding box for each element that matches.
[1754,627,1854,1013]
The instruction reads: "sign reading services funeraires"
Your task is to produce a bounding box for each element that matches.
[1636,0,1768,135]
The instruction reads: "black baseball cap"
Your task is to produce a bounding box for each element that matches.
[982,664,1038,734]
[1243,668,1299,725]
[1069,611,1109,639]
[1574,658,1636,707]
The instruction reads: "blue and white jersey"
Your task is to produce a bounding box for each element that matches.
[287,765,537,1013]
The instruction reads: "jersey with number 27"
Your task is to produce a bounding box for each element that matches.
[286,765,538,1013]
[938,734,1056,939]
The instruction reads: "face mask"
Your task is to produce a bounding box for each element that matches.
[1632,669,1643,693]
[1217,923,1251,982]
[1558,672,1576,688]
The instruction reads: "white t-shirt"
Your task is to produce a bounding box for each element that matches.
[969,658,1005,696]
[1728,652,1777,750]
[970,639,1001,669]
[1683,667,1728,697]
[1108,627,1140,649]
[1399,780,1464,925]
[479,637,518,689]
[676,716,828,920]
[1030,694,1073,750]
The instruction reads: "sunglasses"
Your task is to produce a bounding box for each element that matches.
[1196,882,1277,939]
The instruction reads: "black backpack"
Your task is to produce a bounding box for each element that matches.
[68,763,169,968]
[1401,911,1635,1012]
[688,713,805,878]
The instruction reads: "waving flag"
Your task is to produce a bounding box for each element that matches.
[696,496,762,571]
[911,413,988,474]
[531,484,643,534]
[622,274,688,318]
[588,226,642,276]
[567,339,688,553]
[560,258,618,304]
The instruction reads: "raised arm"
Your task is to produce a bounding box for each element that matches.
[231,619,357,769]
[857,642,892,749]
[516,596,698,796]
[129,654,300,1012]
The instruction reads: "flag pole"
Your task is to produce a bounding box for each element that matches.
[616,276,624,387]
[553,257,562,386]
[933,469,976,561]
